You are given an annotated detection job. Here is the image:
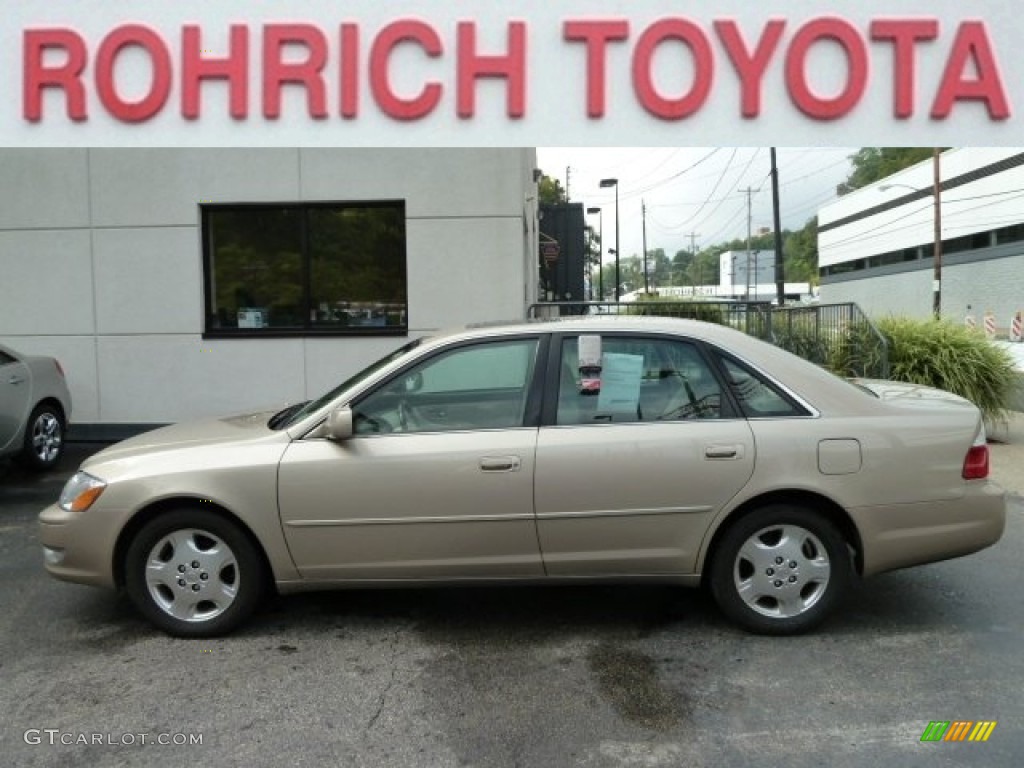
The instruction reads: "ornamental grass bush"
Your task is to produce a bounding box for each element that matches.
[874,316,1018,425]
[628,295,725,325]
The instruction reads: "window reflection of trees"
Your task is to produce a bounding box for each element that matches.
[205,204,407,332]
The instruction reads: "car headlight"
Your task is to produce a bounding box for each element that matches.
[59,471,107,512]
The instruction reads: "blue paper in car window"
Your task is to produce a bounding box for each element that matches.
[596,353,643,415]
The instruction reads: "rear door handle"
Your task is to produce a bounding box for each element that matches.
[7,375,24,385]
[705,444,743,460]
[480,456,521,473]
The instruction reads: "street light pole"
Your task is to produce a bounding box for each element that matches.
[879,149,943,317]
[600,178,620,301]
[641,199,649,294]
[586,206,603,300]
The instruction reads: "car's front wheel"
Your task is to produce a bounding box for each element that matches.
[124,510,265,637]
[19,403,65,471]
[709,504,853,635]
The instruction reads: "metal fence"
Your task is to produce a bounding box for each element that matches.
[526,301,890,379]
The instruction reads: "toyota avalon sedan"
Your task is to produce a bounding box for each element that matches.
[39,317,1005,637]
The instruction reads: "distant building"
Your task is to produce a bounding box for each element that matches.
[719,250,778,299]
[818,148,1024,328]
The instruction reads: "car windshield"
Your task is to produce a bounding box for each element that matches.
[269,338,424,430]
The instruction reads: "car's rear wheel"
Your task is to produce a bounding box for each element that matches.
[124,509,265,637]
[19,403,65,471]
[709,504,853,635]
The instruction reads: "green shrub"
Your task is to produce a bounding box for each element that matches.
[827,322,889,379]
[627,295,725,325]
[874,316,1017,425]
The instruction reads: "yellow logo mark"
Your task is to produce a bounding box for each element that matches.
[968,721,997,742]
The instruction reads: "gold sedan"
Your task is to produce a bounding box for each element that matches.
[40,318,1005,636]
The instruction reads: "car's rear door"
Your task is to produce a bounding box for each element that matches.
[278,335,547,581]
[534,332,756,576]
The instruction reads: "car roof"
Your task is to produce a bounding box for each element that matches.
[443,315,746,344]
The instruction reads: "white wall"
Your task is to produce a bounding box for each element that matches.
[821,253,1024,330]
[819,148,1024,268]
[0,148,538,425]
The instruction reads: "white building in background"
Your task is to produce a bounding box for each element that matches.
[719,250,776,293]
[0,149,539,437]
[818,148,1024,329]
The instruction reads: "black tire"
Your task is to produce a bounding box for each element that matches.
[124,509,265,637]
[18,403,65,471]
[709,504,853,635]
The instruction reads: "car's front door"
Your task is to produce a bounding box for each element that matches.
[278,336,546,581]
[534,333,756,576]
[0,349,32,453]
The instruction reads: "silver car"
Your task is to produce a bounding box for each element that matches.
[1,343,72,471]
[39,317,1005,637]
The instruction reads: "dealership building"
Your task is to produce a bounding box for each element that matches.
[0,149,540,436]
[818,148,1024,329]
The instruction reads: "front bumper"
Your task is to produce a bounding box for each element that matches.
[854,481,1006,577]
[38,503,121,588]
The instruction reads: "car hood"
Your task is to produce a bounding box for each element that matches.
[82,409,282,469]
[852,379,977,410]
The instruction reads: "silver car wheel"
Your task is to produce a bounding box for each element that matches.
[732,524,832,619]
[144,529,239,623]
[31,411,62,463]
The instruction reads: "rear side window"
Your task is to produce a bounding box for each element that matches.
[716,355,809,418]
[556,336,725,425]
[0,350,16,366]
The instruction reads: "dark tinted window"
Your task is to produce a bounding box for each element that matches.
[203,203,407,336]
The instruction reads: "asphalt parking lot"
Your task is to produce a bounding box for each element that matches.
[1,440,1022,768]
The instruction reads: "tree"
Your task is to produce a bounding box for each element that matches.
[671,250,694,284]
[538,174,567,205]
[836,148,937,195]
[784,217,818,284]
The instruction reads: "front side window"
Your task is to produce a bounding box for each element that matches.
[556,336,725,425]
[202,202,407,336]
[353,338,540,434]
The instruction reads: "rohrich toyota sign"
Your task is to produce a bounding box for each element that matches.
[4,0,1021,145]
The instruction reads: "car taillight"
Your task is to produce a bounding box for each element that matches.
[54,360,65,377]
[962,429,989,480]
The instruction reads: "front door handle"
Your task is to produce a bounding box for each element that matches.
[705,444,744,460]
[480,456,521,473]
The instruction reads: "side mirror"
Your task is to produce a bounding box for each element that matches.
[326,406,354,441]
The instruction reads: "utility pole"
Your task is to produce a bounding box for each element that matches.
[565,166,571,201]
[641,199,649,293]
[770,148,785,306]
[741,186,756,300]
[687,232,700,294]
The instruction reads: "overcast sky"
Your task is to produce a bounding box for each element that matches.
[536,147,855,260]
